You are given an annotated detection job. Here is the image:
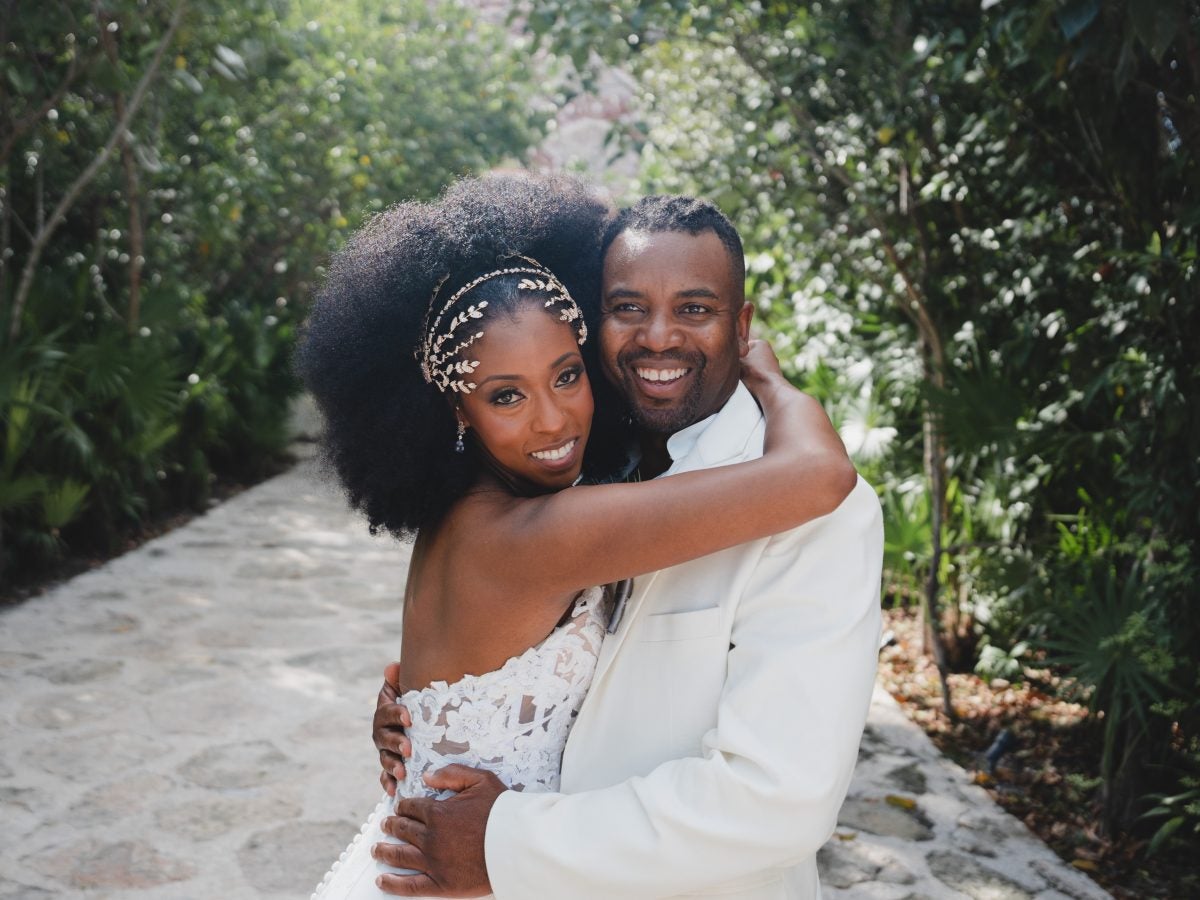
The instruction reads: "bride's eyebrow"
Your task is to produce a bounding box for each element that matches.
[479,352,581,386]
[479,373,522,385]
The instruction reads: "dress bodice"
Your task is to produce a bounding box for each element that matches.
[312,586,607,899]
[399,585,608,795]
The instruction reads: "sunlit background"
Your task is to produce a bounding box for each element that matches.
[2,1,1196,894]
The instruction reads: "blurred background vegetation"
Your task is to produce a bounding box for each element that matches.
[3,0,1197,889]
[519,0,1198,878]
[1,0,543,580]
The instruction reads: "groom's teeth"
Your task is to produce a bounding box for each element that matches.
[531,439,576,462]
[636,367,689,383]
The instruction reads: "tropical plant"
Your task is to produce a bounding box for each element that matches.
[522,0,1200,842]
[1,0,544,586]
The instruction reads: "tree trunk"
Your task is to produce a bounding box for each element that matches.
[99,4,146,333]
[921,358,955,720]
[7,1,185,341]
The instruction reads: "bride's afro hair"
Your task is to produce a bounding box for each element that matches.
[296,173,620,538]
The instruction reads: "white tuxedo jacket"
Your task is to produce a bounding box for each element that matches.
[486,384,884,898]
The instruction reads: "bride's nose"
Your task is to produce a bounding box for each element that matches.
[529,391,568,435]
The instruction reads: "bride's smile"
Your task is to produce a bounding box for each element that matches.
[456,306,593,491]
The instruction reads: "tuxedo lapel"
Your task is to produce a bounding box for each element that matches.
[592,569,660,686]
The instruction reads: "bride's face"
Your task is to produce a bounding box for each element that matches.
[457,304,593,491]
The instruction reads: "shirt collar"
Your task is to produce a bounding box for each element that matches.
[664,382,762,472]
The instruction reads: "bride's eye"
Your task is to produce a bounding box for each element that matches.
[556,366,582,387]
[491,388,522,406]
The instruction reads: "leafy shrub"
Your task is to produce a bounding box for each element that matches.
[522,0,1200,840]
[0,0,544,586]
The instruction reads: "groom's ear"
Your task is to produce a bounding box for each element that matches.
[736,302,753,358]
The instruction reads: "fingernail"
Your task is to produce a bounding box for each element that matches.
[376,876,384,888]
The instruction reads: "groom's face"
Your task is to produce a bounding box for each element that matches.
[599,228,751,436]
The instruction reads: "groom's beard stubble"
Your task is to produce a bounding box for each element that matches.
[614,348,707,436]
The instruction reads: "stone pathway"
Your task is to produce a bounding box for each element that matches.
[0,457,1110,899]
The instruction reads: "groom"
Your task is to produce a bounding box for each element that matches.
[372,195,883,898]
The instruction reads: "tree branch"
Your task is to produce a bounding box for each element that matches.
[7,0,187,341]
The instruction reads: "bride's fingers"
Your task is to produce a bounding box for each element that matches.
[379,765,407,797]
[375,872,441,897]
[377,739,411,771]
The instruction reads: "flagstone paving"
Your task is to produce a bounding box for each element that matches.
[0,456,1109,899]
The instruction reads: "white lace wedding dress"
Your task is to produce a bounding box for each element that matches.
[311,586,608,899]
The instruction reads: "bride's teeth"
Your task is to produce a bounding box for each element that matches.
[532,439,576,462]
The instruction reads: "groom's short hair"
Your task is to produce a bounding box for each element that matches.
[600,195,746,293]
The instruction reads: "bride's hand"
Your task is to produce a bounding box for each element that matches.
[740,338,788,402]
[375,661,412,796]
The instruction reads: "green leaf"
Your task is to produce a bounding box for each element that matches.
[1056,0,1100,41]
[1147,815,1184,856]
[0,475,46,513]
[1130,1,1180,62]
[41,480,91,530]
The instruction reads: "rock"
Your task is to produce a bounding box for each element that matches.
[927,849,1036,899]
[238,821,355,894]
[80,589,127,601]
[0,651,41,674]
[818,840,917,889]
[15,690,120,731]
[0,878,56,898]
[286,647,386,682]
[29,658,123,685]
[145,684,268,736]
[27,730,168,779]
[156,794,303,842]
[81,610,141,634]
[1030,858,1111,899]
[76,774,175,826]
[838,797,935,841]
[887,762,929,795]
[0,786,42,837]
[233,552,347,581]
[181,740,289,790]
[25,839,194,890]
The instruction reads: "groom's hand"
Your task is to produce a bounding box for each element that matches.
[374,764,504,897]
[374,661,412,797]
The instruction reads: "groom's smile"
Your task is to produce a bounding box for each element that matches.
[600,228,752,437]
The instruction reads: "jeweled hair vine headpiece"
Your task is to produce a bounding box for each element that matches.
[416,254,587,394]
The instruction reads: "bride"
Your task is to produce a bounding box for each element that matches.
[297,174,855,898]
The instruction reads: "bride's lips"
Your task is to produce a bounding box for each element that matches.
[629,363,695,400]
[528,437,581,472]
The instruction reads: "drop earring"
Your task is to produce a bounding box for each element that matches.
[455,420,466,454]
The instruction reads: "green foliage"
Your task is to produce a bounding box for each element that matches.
[1,0,543,584]
[1041,556,1172,793]
[1141,778,1200,857]
[525,0,1200,838]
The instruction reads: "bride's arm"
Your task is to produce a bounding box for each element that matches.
[474,339,857,604]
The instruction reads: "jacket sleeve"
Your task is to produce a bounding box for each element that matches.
[484,478,884,899]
